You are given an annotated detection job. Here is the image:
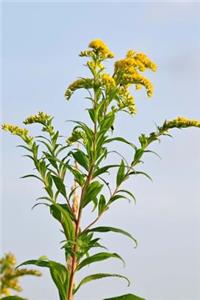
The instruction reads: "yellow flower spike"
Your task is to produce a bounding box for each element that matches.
[24,111,52,125]
[164,117,200,130]
[1,123,33,144]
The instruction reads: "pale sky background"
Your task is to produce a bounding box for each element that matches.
[1,1,200,300]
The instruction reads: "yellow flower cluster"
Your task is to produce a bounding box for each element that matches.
[80,39,114,60]
[24,111,52,125]
[114,49,157,97]
[65,78,93,100]
[1,123,33,144]
[101,73,116,90]
[89,39,114,59]
[0,252,41,297]
[118,87,137,115]
[164,116,200,130]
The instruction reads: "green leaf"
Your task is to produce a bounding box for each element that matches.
[77,252,125,271]
[129,170,153,182]
[104,294,145,300]
[52,175,66,197]
[108,194,127,205]
[50,203,75,241]
[87,226,137,248]
[68,166,85,186]
[74,273,130,294]
[98,194,107,216]
[116,160,126,186]
[100,112,115,133]
[72,149,89,171]
[94,164,118,178]
[20,174,43,182]
[132,148,144,165]
[87,108,96,123]
[117,189,136,204]
[105,137,136,149]
[17,258,69,300]
[81,181,103,208]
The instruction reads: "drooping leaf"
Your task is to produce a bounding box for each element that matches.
[116,189,136,204]
[74,273,130,294]
[104,293,145,300]
[77,252,125,271]
[87,226,137,248]
[17,258,69,300]
[52,175,66,197]
[108,194,127,205]
[105,137,136,149]
[50,203,75,241]
[129,170,153,182]
[116,160,126,186]
[20,174,43,182]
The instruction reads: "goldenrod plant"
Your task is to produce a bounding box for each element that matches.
[2,40,200,300]
[0,252,41,300]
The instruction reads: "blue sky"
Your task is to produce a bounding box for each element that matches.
[1,2,200,300]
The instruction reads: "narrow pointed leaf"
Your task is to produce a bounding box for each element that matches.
[81,181,103,208]
[87,226,137,248]
[50,203,75,241]
[77,252,125,271]
[117,190,136,204]
[52,175,66,197]
[105,137,136,149]
[116,160,126,186]
[74,273,130,294]
[129,170,153,182]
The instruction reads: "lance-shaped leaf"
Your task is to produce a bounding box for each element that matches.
[129,170,153,182]
[17,258,69,300]
[77,252,125,271]
[50,203,75,241]
[74,273,130,294]
[99,112,115,133]
[104,294,145,300]
[94,164,118,178]
[98,194,107,216]
[116,189,136,204]
[52,176,66,197]
[71,149,89,171]
[86,226,137,248]
[116,160,126,186]
[105,137,136,149]
[81,181,103,208]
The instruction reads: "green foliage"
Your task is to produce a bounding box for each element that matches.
[17,258,69,300]
[74,273,130,294]
[2,39,200,300]
[86,226,137,248]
